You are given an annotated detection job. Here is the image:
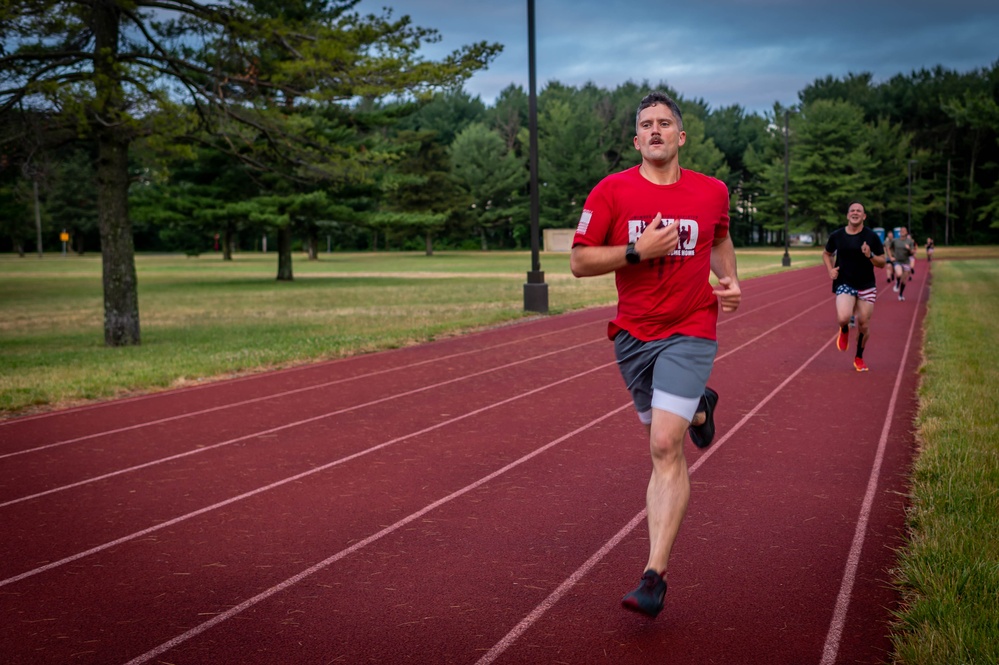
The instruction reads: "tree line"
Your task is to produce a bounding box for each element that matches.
[2,1,998,346]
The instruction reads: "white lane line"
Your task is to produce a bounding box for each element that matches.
[0,339,602,508]
[119,404,635,665]
[819,273,927,665]
[1,321,603,459]
[731,267,826,301]
[475,314,835,665]
[0,363,618,588]
[476,510,649,665]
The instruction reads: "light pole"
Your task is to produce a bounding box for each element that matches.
[945,158,951,245]
[523,0,548,313]
[907,159,917,231]
[22,162,44,258]
[782,110,791,267]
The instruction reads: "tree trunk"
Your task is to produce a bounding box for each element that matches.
[425,230,433,256]
[223,222,233,261]
[965,144,977,241]
[276,226,294,280]
[307,231,318,260]
[96,128,140,345]
[93,1,140,346]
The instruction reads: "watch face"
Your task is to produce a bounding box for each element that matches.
[626,244,640,264]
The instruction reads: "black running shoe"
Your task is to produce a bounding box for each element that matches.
[688,387,719,449]
[621,569,667,618]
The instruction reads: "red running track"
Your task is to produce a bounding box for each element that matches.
[0,264,927,665]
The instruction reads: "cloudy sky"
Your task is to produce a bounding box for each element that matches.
[353,0,999,114]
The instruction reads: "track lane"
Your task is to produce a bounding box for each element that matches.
[0,331,608,502]
[0,352,620,581]
[3,369,635,663]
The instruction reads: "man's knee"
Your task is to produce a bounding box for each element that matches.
[649,418,687,463]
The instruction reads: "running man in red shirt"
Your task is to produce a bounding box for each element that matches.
[571,91,741,618]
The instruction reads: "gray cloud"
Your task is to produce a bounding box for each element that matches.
[354,1,999,113]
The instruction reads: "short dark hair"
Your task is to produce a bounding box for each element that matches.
[636,92,684,131]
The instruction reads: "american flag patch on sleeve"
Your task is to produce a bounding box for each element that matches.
[576,209,592,235]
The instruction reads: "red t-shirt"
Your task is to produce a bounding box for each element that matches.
[573,166,730,341]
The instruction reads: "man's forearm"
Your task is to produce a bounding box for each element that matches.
[570,245,628,277]
[710,236,738,282]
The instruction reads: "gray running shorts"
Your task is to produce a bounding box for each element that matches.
[613,331,718,425]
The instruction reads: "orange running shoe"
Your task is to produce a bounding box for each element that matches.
[836,328,849,352]
[853,357,869,372]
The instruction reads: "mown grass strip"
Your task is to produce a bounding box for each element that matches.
[890,257,999,665]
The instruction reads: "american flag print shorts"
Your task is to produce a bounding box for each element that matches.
[835,283,877,303]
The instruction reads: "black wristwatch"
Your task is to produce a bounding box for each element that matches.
[625,242,641,265]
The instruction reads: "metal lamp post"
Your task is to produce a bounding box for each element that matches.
[907,159,917,230]
[523,0,548,313]
[782,110,791,267]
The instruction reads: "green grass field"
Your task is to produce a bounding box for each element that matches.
[1,245,996,663]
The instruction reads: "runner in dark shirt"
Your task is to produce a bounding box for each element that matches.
[822,202,886,372]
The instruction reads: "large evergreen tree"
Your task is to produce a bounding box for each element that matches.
[0,0,500,345]
[748,100,879,242]
[799,62,999,243]
[373,129,466,255]
[450,122,526,249]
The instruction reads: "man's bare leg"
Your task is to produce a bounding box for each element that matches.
[645,408,691,575]
[621,407,691,617]
[835,293,857,329]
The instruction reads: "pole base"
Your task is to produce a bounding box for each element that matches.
[524,271,548,313]
[782,252,791,267]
